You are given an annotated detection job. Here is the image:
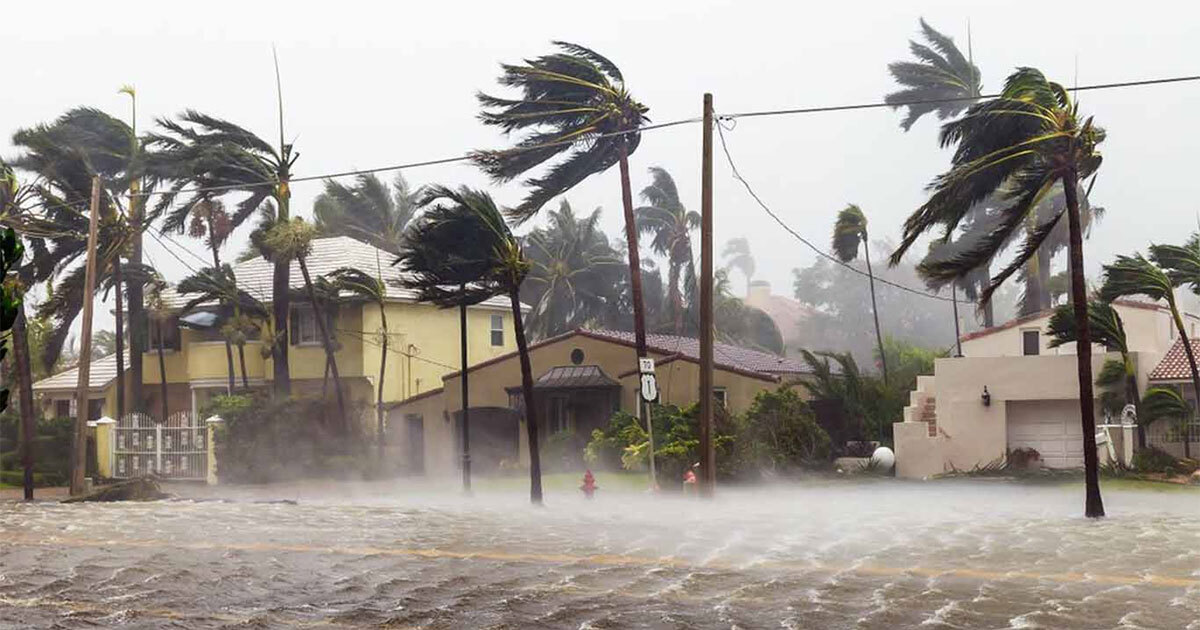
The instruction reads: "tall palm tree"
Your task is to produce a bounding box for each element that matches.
[0,161,36,500]
[521,200,624,339]
[314,173,421,253]
[833,204,888,384]
[1047,302,1144,447]
[885,18,982,131]
[890,68,1107,518]
[397,185,543,505]
[722,237,756,296]
[328,266,390,460]
[473,41,652,365]
[635,167,698,334]
[176,264,268,391]
[262,217,346,424]
[1099,252,1199,458]
[145,274,171,428]
[147,110,298,397]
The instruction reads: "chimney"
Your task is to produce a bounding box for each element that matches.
[747,280,771,305]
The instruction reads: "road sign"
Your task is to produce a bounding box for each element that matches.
[640,373,658,402]
[638,357,655,374]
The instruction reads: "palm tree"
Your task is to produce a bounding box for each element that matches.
[262,217,346,423]
[176,264,268,391]
[473,41,652,365]
[722,237,756,296]
[522,200,624,339]
[885,18,982,131]
[0,161,36,500]
[1099,252,1199,458]
[1047,302,1144,448]
[314,173,421,253]
[328,266,390,460]
[147,110,298,398]
[397,185,544,504]
[833,204,888,384]
[145,274,170,427]
[635,167,699,334]
[890,68,1107,518]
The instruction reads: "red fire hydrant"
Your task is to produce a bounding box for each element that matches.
[682,469,697,495]
[580,469,598,499]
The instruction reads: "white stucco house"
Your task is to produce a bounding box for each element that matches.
[894,299,1200,478]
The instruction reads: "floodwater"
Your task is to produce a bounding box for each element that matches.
[3,479,1200,629]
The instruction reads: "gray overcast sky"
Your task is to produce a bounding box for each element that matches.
[5,0,1199,335]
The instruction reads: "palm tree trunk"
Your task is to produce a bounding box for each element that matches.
[1165,299,1199,459]
[298,257,346,428]
[1063,169,1104,518]
[157,323,168,427]
[511,285,542,505]
[114,258,125,421]
[13,308,36,500]
[1037,248,1052,307]
[459,301,471,493]
[862,240,889,385]
[237,342,250,390]
[272,258,291,398]
[128,187,145,414]
[1125,364,1145,449]
[617,143,656,484]
[206,213,236,395]
[667,262,682,335]
[377,305,388,464]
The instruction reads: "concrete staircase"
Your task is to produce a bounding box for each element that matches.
[902,375,938,437]
[894,374,946,478]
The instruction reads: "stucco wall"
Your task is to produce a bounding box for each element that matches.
[961,303,1183,359]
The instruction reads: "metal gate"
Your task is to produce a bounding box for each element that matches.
[114,412,208,480]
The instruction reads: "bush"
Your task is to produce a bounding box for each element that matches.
[0,414,90,484]
[733,387,831,476]
[211,393,370,483]
[1132,446,1187,474]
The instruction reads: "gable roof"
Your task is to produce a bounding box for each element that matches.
[32,353,124,392]
[1149,338,1200,381]
[959,299,1197,344]
[161,236,518,312]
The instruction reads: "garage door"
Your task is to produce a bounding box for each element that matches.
[1006,400,1085,468]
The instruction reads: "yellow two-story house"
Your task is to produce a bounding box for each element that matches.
[33,236,523,428]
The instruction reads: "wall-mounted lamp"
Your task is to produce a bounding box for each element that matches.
[981,386,992,407]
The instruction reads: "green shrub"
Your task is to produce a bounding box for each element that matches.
[584,403,737,485]
[1132,446,1186,474]
[733,387,831,475]
[0,415,89,483]
[212,393,369,483]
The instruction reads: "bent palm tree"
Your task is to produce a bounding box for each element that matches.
[473,41,652,365]
[635,167,699,334]
[176,264,267,390]
[1142,387,1194,448]
[722,237,755,296]
[833,204,888,383]
[1047,302,1144,447]
[328,266,390,461]
[885,18,982,131]
[397,185,543,505]
[314,173,420,253]
[148,110,298,397]
[890,68,1107,518]
[1100,253,1199,457]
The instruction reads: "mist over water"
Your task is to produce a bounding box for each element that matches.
[3,479,1200,628]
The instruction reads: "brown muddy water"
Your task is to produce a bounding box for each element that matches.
[2,478,1200,629]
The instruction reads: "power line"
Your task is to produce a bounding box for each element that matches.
[718,74,1200,120]
[713,120,956,303]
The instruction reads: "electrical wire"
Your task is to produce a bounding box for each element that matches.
[713,120,957,303]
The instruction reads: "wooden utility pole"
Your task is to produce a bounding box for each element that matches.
[698,93,716,497]
[71,176,101,496]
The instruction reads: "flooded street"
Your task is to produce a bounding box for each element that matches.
[3,479,1200,628]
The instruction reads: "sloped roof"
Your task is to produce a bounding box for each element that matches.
[960,299,1198,344]
[532,365,620,389]
[32,353,124,392]
[582,329,811,376]
[1149,338,1200,381]
[161,236,517,311]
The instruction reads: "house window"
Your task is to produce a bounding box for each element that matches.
[53,398,102,419]
[148,317,181,351]
[490,314,504,347]
[547,395,570,434]
[54,399,71,419]
[290,305,321,346]
[713,388,728,408]
[1022,330,1040,356]
[87,399,103,420]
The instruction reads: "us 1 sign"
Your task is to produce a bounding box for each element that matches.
[640,372,658,402]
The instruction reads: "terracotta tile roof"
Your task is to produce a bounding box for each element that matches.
[581,329,810,377]
[32,353,124,392]
[1149,338,1200,381]
[161,236,518,312]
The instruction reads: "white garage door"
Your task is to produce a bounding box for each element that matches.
[1006,400,1085,469]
